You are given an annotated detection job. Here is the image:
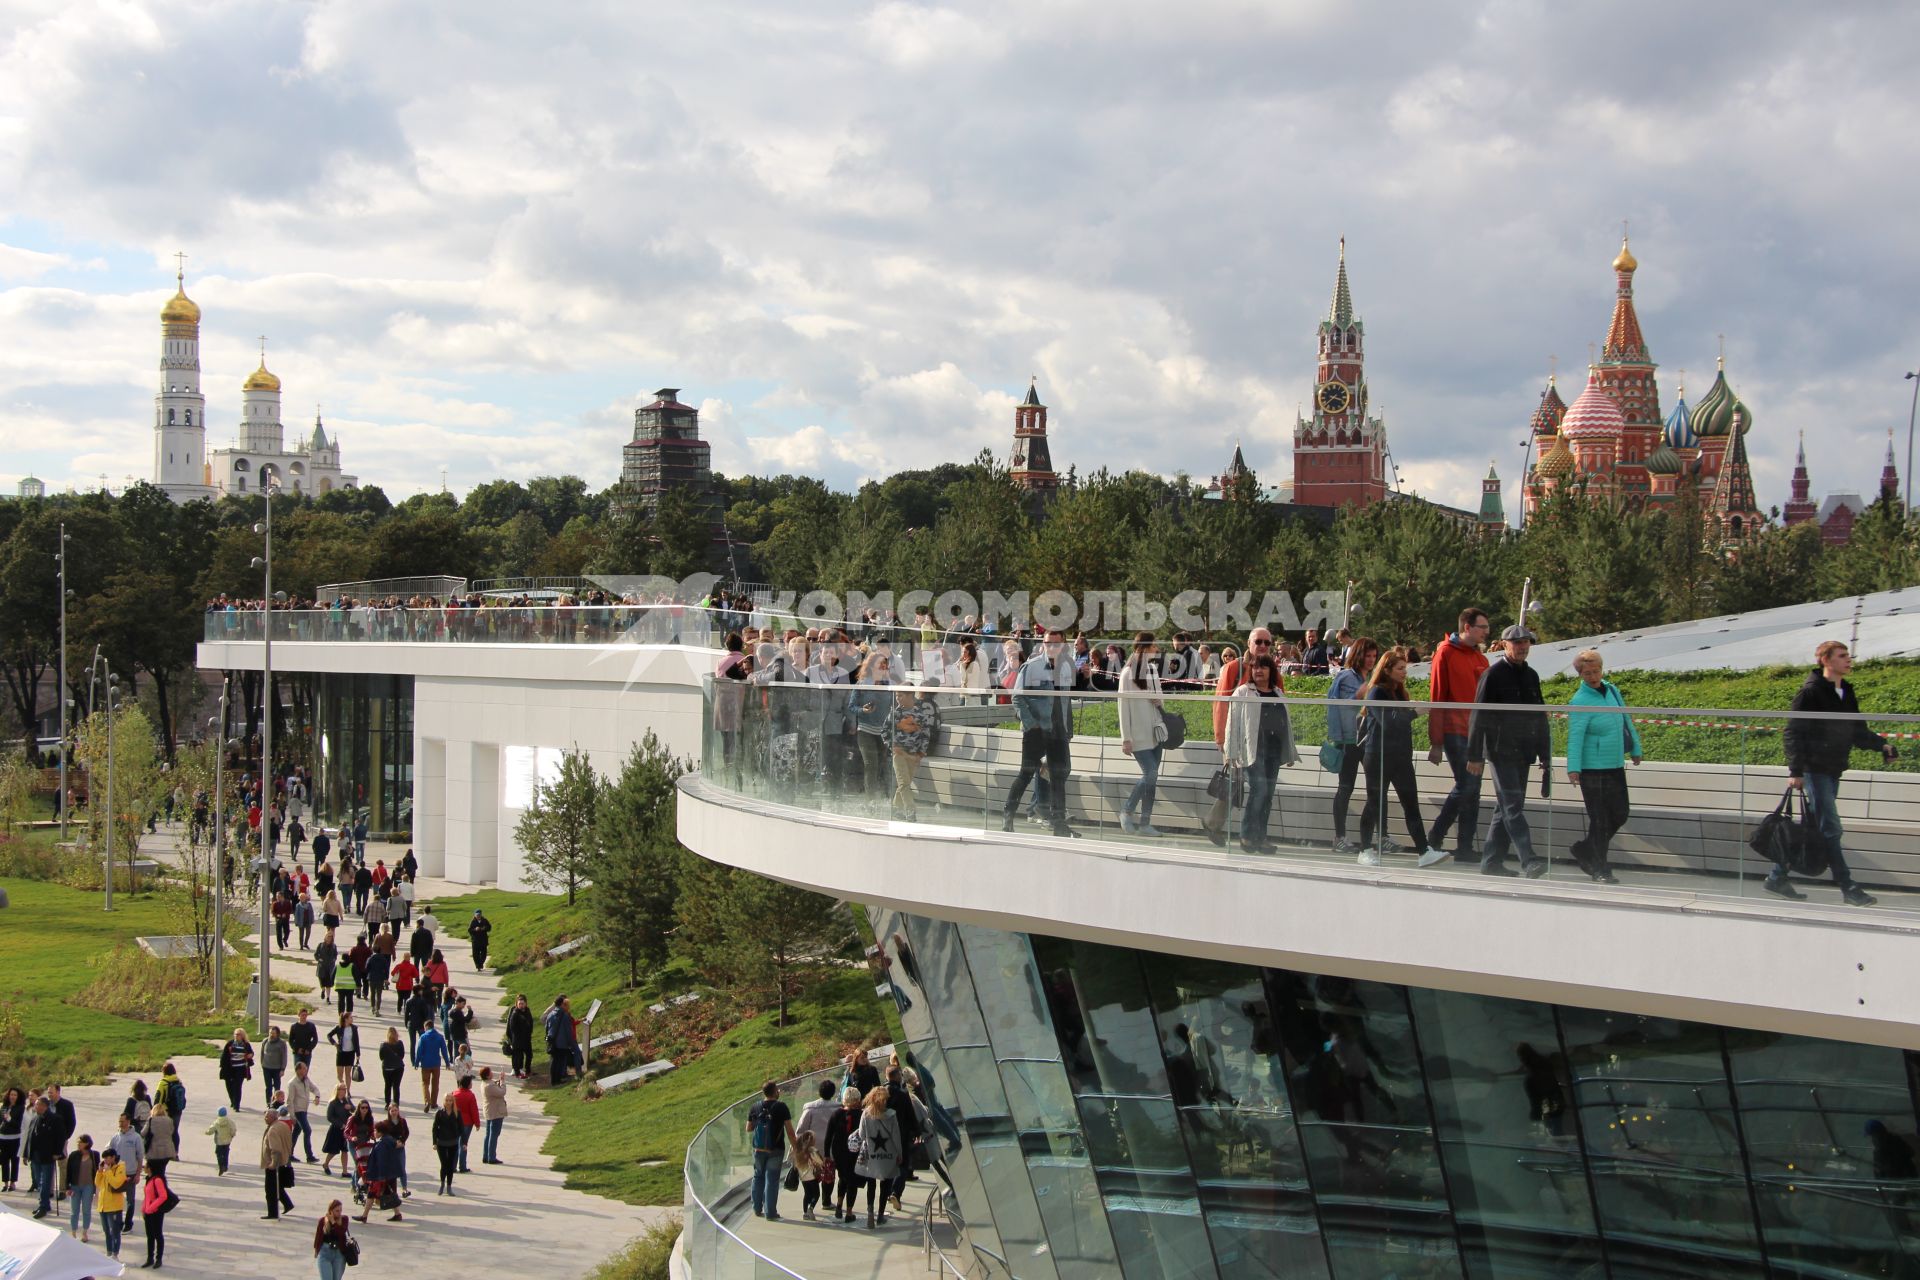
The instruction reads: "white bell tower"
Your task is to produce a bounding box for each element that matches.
[153,254,216,501]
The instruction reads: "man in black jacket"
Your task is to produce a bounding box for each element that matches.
[1466,625,1553,878]
[1773,641,1896,906]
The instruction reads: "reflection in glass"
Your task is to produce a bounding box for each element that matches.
[1409,987,1605,1278]
[1558,1008,1766,1277]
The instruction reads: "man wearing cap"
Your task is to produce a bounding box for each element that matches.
[1465,625,1553,877]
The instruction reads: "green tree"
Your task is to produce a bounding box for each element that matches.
[673,861,846,1027]
[513,748,602,905]
[649,486,717,582]
[1655,482,1717,623]
[462,479,532,529]
[1716,522,1825,614]
[590,733,689,988]
[1023,475,1134,600]
[1820,498,1918,597]
[527,475,592,534]
[1331,499,1492,647]
[73,701,167,892]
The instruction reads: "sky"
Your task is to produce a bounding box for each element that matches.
[3,1,1918,512]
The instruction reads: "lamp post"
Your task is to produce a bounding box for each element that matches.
[1903,370,1917,514]
[56,524,70,841]
[249,480,281,1034]
[210,690,228,1013]
[102,672,119,912]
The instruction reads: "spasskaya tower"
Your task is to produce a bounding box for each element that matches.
[1292,239,1390,508]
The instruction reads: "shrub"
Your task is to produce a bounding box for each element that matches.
[73,945,254,1025]
[587,1216,683,1280]
[0,834,63,880]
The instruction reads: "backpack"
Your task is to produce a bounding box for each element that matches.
[165,1080,186,1116]
[750,1102,778,1150]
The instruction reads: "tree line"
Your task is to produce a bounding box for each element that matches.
[3,459,1915,750]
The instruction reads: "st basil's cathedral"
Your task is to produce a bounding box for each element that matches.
[1524,237,1766,544]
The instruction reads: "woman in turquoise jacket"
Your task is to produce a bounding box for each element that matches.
[1564,649,1643,884]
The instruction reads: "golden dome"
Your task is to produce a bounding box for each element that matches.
[1612,235,1638,273]
[1537,431,1576,478]
[160,284,201,326]
[243,359,281,393]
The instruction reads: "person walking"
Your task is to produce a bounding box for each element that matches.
[377,1029,407,1110]
[95,1148,129,1260]
[287,1063,319,1163]
[404,983,435,1067]
[154,1070,184,1158]
[505,995,535,1080]
[107,1113,143,1238]
[140,1164,175,1269]
[1354,647,1434,866]
[0,1085,23,1191]
[826,1086,863,1223]
[1326,637,1379,854]
[1224,652,1298,853]
[1206,629,1277,844]
[480,1067,508,1165]
[1118,632,1168,837]
[847,654,895,809]
[332,956,357,1016]
[311,826,331,870]
[365,940,391,1018]
[1466,624,1553,878]
[327,1013,361,1089]
[64,1133,100,1241]
[25,1095,60,1218]
[1563,649,1643,884]
[414,1020,448,1112]
[796,1080,838,1220]
[887,688,939,822]
[205,1107,236,1175]
[355,1126,402,1223]
[259,1026,289,1107]
[1425,608,1492,864]
[261,1110,295,1220]
[314,1199,354,1280]
[289,1009,319,1073]
[544,995,579,1086]
[141,1101,177,1185]
[431,1096,461,1196]
[1774,640,1898,906]
[449,1076,479,1173]
[1001,629,1081,838]
[313,931,339,996]
[853,1086,903,1229]
[746,1080,798,1220]
[320,1086,351,1178]
[382,1104,413,1200]
[465,909,492,970]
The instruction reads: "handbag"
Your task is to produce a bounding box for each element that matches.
[1748,787,1824,876]
[783,1163,800,1191]
[379,1188,401,1210]
[1158,710,1186,750]
[340,1233,361,1267]
[282,1163,296,1188]
[352,1064,364,1082]
[1206,767,1245,807]
[1318,741,1345,773]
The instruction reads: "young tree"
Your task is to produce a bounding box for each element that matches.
[72,702,167,893]
[513,748,602,905]
[674,860,848,1027]
[0,752,35,833]
[590,733,690,988]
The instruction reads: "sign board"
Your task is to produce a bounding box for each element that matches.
[584,998,602,1025]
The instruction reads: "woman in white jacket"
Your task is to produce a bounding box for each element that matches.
[1224,653,1298,853]
[1118,632,1168,836]
[948,641,991,703]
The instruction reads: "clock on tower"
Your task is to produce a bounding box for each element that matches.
[1317,382,1350,415]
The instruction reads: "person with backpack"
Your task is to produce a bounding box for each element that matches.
[154,1068,186,1161]
[745,1081,799,1221]
[140,1163,177,1268]
[544,996,578,1086]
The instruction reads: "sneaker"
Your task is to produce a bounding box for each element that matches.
[999,813,1014,833]
[1356,848,1383,867]
[1594,871,1619,885]
[1332,838,1358,855]
[1843,886,1877,907]
[1416,847,1451,868]
[1521,861,1548,879]
[1119,813,1137,835]
[1480,861,1518,878]
[1763,878,1806,901]
[1137,824,1162,838]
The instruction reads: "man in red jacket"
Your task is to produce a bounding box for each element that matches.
[1423,608,1490,865]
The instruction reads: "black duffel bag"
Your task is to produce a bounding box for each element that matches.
[1749,787,1826,877]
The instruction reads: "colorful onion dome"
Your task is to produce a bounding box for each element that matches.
[1730,398,1753,437]
[1663,389,1696,449]
[1530,376,1566,437]
[1691,363,1739,438]
[1537,432,1576,478]
[1646,442,1683,475]
[1559,371,1625,441]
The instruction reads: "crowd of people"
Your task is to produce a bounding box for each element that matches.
[710,606,1899,907]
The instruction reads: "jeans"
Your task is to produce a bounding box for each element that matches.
[458,1122,473,1171]
[1775,772,1855,888]
[1573,769,1631,872]
[317,1242,348,1280]
[1125,746,1161,824]
[32,1159,55,1214]
[483,1117,503,1163]
[292,1111,316,1159]
[1242,746,1283,846]
[101,1206,124,1256]
[1427,734,1483,854]
[68,1182,94,1233]
[263,1068,283,1105]
[1481,758,1542,870]
[1004,729,1071,830]
[751,1149,783,1217]
[215,1143,230,1174]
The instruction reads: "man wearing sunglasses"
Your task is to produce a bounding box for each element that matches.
[1205,629,1277,844]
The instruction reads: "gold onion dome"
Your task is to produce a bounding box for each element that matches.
[160,283,200,325]
[1613,235,1638,273]
[244,360,281,392]
[1538,432,1576,478]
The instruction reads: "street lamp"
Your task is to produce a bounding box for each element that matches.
[209,686,229,1013]
[1903,369,1917,514]
[249,478,282,1034]
[55,524,70,841]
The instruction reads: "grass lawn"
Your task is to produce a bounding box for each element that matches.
[430,887,894,1206]
[0,877,238,1084]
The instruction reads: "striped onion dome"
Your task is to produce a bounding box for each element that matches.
[1559,371,1626,441]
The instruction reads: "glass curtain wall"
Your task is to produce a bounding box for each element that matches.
[904,919,1920,1280]
[314,672,414,836]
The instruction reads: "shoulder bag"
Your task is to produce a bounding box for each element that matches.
[340,1232,361,1266]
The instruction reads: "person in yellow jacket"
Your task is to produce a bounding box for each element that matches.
[95,1149,129,1261]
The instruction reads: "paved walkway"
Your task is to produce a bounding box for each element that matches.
[4,828,670,1280]
[720,1174,942,1279]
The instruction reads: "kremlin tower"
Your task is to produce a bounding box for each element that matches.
[1292,240,1390,508]
[152,261,217,502]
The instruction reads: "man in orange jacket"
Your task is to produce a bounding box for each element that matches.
[1423,608,1490,864]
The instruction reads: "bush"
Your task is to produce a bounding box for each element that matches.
[587,1217,683,1280]
[0,833,63,880]
[72,945,254,1026]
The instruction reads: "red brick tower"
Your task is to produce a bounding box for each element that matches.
[1009,378,1060,498]
[1782,431,1816,528]
[1591,235,1662,507]
[1292,240,1389,508]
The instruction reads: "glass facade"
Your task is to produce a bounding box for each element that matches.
[313,672,413,837]
[882,916,1920,1280]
